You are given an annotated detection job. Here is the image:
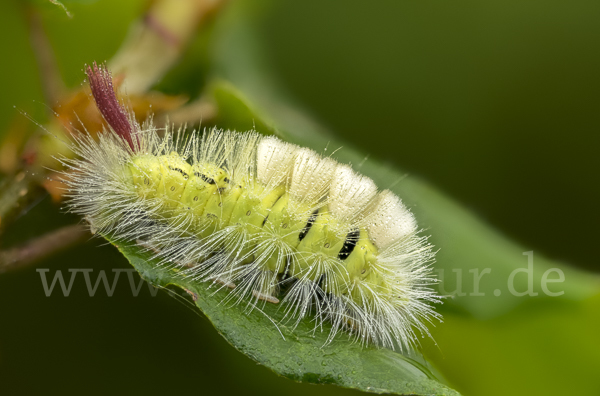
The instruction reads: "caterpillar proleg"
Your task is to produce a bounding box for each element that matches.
[61,64,441,350]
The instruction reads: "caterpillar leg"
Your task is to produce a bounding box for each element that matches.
[84,216,98,235]
[136,238,161,255]
[252,290,280,304]
[136,239,197,268]
[213,277,236,289]
[136,238,237,289]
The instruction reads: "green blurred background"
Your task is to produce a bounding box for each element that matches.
[0,0,598,395]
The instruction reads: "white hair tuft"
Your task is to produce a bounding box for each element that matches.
[329,164,377,223]
[289,148,336,204]
[366,190,417,250]
[256,136,298,186]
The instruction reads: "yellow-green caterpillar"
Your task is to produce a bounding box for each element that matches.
[61,64,440,350]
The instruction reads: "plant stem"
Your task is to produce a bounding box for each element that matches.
[25,5,65,107]
[0,224,90,274]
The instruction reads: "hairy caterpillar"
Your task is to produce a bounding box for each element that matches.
[60,64,441,350]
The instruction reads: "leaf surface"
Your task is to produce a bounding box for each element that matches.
[110,237,461,396]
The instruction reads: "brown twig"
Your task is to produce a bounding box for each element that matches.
[0,224,90,274]
[25,6,66,106]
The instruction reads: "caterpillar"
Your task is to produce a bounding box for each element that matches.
[60,64,441,350]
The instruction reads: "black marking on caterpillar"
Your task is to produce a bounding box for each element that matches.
[298,209,319,241]
[194,172,216,185]
[338,228,360,261]
[169,165,189,180]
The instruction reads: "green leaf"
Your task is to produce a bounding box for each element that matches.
[201,3,600,395]
[210,81,276,135]
[109,236,461,396]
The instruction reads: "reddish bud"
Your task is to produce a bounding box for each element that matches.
[85,62,137,150]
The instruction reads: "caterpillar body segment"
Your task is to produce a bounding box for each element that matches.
[63,125,440,350]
